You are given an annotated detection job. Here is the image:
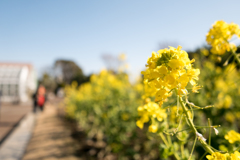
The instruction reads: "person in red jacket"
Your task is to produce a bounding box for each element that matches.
[33,84,46,113]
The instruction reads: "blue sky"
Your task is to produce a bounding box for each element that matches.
[1,1,240,78]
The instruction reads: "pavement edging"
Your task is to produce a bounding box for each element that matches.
[0,112,36,160]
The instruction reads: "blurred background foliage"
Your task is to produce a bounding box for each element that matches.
[62,46,240,159]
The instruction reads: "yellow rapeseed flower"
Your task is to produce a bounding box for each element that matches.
[225,112,235,123]
[223,95,232,109]
[224,130,240,144]
[201,48,210,56]
[206,151,240,160]
[119,53,126,61]
[136,101,167,131]
[231,151,240,160]
[206,152,229,160]
[148,124,158,133]
[141,46,200,106]
[206,20,240,55]
[121,113,130,121]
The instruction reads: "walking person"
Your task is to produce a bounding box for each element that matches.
[33,84,46,113]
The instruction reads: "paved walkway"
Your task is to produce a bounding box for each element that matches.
[0,112,36,160]
[0,102,32,144]
[22,102,81,160]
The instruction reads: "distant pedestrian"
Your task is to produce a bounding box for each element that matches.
[33,84,46,113]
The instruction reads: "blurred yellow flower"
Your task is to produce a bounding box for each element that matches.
[206,152,229,160]
[148,124,158,133]
[235,112,240,119]
[119,53,126,61]
[225,112,235,123]
[121,113,129,121]
[192,85,201,93]
[206,20,240,55]
[223,95,232,109]
[201,48,209,56]
[224,130,240,144]
[136,101,167,131]
[206,151,240,160]
[231,151,240,159]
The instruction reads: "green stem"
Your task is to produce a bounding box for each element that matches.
[167,136,180,160]
[174,114,183,134]
[163,131,174,135]
[188,136,197,160]
[208,118,211,146]
[174,153,181,160]
[199,152,207,160]
[179,96,196,132]
[231,51,240,67]
[234,145,240,152]
[160,133,180,160]
[159,132,169,146]
[176,128,192,133]
[175,125,220,134]
[209,146,224,152]
[181,144,184,159]
[167,135,172,145]
[195,125,220,128]
[178,96,214,154]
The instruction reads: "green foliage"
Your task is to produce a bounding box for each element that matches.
[65,70,159,158]
[64,46,240,159]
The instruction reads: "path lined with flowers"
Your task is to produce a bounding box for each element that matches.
[22,101,82,160]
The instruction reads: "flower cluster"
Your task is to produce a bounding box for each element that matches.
[65,69,146,156]
[136,99,167,133]
[224,130,240,144]
[141,46,200,106]
[206,20,240,55]
[206,151,240,160]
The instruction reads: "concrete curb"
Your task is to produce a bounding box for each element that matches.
[0,112,36,160]
[0,115,26,146]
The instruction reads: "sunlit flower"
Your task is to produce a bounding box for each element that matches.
[136,101,167,131]
[141,46,200,106]
[148,124,158,133]
[192,85,201,93]
[207,151,240,160]
[206,152,229,160]
[231,151,240,160]
[224,130,240,144]
[206,20,240,55]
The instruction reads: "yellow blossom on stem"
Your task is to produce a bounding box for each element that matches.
[224,130,240,144]
[231,151,240,160]
[192,85,202,93]
[148,124,158,133]
[141,46,200,106]
[206,20,240,55]
[136,101,167,131]
[206,152,229,160]
[206,151,240,160]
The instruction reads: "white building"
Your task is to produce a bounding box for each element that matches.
[0,63,37,103]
